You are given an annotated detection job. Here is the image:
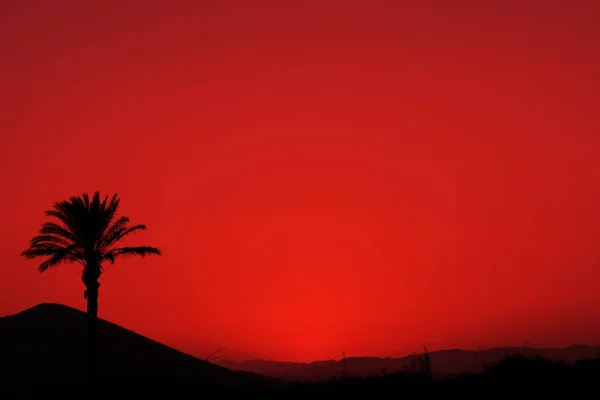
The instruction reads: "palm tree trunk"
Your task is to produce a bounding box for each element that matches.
[85,281,99,386]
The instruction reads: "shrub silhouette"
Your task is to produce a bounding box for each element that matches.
[21,192,161,386]
[271,353,599,396]
[417,345,432,378]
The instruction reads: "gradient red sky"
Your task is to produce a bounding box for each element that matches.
[1,0,600,362]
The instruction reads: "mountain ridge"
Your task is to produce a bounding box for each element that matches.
[216,344,600,382]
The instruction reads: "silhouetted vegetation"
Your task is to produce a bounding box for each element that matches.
[273,354,599,396]
[4,354,598,397]
[20,192,161,385]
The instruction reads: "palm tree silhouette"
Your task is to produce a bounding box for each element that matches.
[21,191,161,385]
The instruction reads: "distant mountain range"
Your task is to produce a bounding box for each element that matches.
[217,345,600,382]
[0,303,281,390]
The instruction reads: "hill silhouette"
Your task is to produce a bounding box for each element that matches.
[217,345,600,382]
[0,303,282,391]
[2,303,599,395]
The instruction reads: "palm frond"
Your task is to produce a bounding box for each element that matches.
[23,243,72,258]
[101,224,147,251]
[103,246,161,264]
[97,194,120,238]
[29,234,72,247]
[39,222,81,244]
[105,194,120,221]
[81,193,90,210]
[97,216,130,250]
[45,199,87,244]
[38,256,65,272]
[48,200,79,228]
[22,243,84,272]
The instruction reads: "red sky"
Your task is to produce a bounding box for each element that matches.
[1,0,600,362]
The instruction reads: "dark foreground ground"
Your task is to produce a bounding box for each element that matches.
[2,305,598,397]
[3,355,599,398]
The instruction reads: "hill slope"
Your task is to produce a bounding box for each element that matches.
[0,303,281,389]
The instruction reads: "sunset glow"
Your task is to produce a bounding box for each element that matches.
[1,0,599,362]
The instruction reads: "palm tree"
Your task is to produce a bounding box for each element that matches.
[21,191,161,385]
